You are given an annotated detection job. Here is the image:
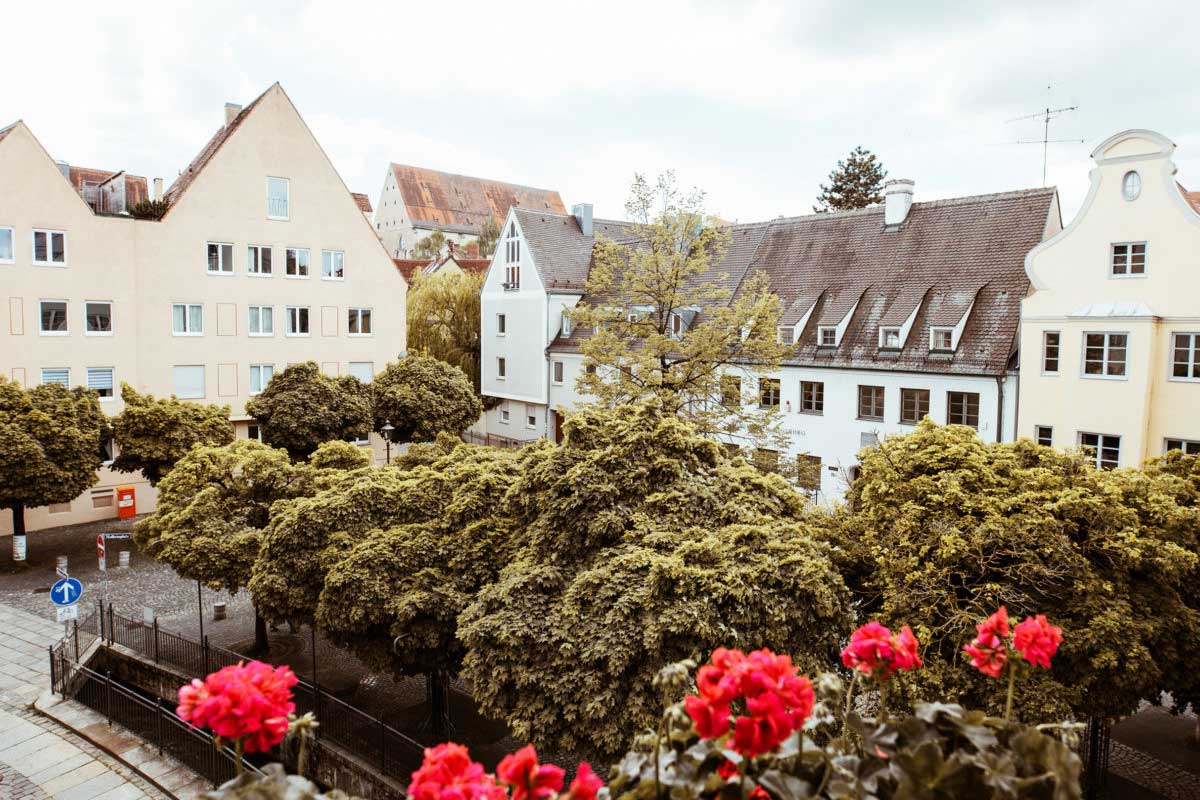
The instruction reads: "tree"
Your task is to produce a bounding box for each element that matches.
[407,271,485,395]
[412,229,447,260]
[245,362,371,460]
[372,355,482,445]
[477,217,500,258]
[128,198,169,220]
[112,384,235,485]
[813,146,887,212]
[0,378,105,559]
[569,172,791,452]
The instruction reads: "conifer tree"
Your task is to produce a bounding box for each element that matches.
[814,146,888,212]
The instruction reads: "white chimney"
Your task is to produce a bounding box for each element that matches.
[572,203,593,236]
[884,179,914,226]
[152,178,163,201]
[224,102,243,127]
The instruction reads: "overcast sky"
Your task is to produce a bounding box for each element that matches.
[7,1,1199,224]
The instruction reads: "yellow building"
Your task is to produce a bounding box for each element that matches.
[0,84,406,535]
[1018,129,1200,468]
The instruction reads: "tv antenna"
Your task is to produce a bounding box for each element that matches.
[1007,97,1083,186]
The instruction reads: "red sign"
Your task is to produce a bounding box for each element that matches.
[97,534,106,571]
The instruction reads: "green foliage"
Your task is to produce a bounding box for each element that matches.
[307,440,372,471]
[129,198,170,220]
[0,378,104,532]
[413,229,447,260]
[112,384,234,485]
[477,217,500,258]
[406,271,485,395]
[245,363,371,460]
[814,146,887,213]
[372,354,482,444]
[834,420,1200,720]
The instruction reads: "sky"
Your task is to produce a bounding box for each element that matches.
[6,1,1200,225]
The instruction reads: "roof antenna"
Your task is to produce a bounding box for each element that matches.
[1006,84,1083,186]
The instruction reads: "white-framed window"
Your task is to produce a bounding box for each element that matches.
[497,357,506,380]
[817,326,837,347]
[247,245,272,275]
[1042,331,1060,374]
[87,367,114,400]
[247,423,263,442]
[0,226,13,263]
[1170,333,1200,380]
[1035,425,1053,447]
[41,367,70,386]
[525,404,537,429]
[1165,438,1200,456]
[499,405,510,424]
[99,435,115,465]
[40,300,69,335]
[85,301,113,335]
[947,391,980,428]
[348,308,372,336]
[1079,432,1120,470]
[879,326,901,349]
[207,242,234,274]
[349,362,374,383]
[503,223,520,289]
[286,248,310,277]
[800,381,823,414]
[1110,242,1146,277]
[498,313,507,336]
[552,361,564,384]
[930,327,954,351]
[267,176,290,220]
[249,364,275,395]
[759,377,782,408]
[248,305,274,336]
[286,306,310,336]
[172,303,204,335]
[1082,332,1127,378]
[671,313,685,338]
[505,262,520,290]
[173,365,206,399]
[32,229,66,266]
[1122,171,1141,201]
[322,250,344,279]
[561,312,572,337]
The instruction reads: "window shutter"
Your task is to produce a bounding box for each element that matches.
[41,368,70,386]
[87,368,114,392]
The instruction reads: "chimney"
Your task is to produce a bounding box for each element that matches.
[224,102,243,127]
[152,178,163,201]
[55,160,70,179]
[884,179,914,226]
[572,203,594,236]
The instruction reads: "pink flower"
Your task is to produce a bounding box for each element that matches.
[408,743,506,800]
[684,695,730,739]
[176,661,297,753]
[1013,615,1062,669]
[978,607,1010,640]
[497,745,564,800]
[890,626,923,672]
[567,763,604,800]
[841,622,922,680]
[963,608,1012,679]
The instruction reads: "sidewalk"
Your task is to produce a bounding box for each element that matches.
[0,602,174,800]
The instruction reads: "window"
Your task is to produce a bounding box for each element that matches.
[879,327,901,349]
[930,327,954,351]
[1042,331,1060,374]
[207,242,233,273]
[1165,438,1200,456]
[817,326,837,346]
[553,361,564,384]
[672,313,685,338]
[349,362,374,383]
[1110,243,1146,276]
[49,502,71,515]
[585,363,597,375]
[32,229,66,265]
[796,454,821,493]
[1122,171,1141,201]
[759,377,781,408]
[0,226,13,263]
[267,176,290,220]
[497,357,506,379]
[799,381,824,414]
[947,391,980,428]
[173,366,205,399]
[1035,426,1053,447]
[41,368,69,386]
[92,489,115,509]
[247,245,272,275]
[86,302,112,335]
[348,308,372,336]
[561,313,572,337]
[505,262,521,290]
[776,326,794,345]
[858,385,884,420]
[498,313,507,335]
[525,404,537,429]
[40,300,68,335]
[87,367,114,400]
[1171,333,1200,380]
[247,424,263,442]
[286,248,309,277]
[500,405,510,424]
[172,303,203,335]
[504,224,521,289]
[721,375,742,407]
[322,250,344,279]
[1080,432,1120,470]
[249,364,275,395]
[98,435,115,464]
[753,449,781,472]
[244,305,272,336]
[286,306,310,336]
[900,388,929,424]
[1083,332,1127,377]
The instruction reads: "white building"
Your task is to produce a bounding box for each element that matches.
[481,185,1061,502]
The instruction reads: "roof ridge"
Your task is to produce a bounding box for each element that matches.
[763,186,1057,226]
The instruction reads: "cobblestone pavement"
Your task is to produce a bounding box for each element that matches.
[1109,740,1200,800]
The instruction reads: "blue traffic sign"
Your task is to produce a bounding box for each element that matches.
[50,578,83,606]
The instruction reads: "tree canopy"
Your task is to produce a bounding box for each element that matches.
[406,271,485,395]
[412,230,447,260]
[477,217,500,258]
[813,146,887,212]
[372,355,482,444]
[245,362,371,460]
[112,384,234,484]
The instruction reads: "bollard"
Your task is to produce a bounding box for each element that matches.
[213,602,227,621]
[118,551,130,568]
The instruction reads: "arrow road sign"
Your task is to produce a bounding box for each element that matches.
[50,577,83,607]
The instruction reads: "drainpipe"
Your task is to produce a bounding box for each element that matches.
[995,375,1005,444]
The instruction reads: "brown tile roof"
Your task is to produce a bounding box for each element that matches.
[443,256,491,275]
[391,164,566,236]
[351,192,372,213]
[394,258,434,282]
[67,166,149,212]
[1178,183,1200,215]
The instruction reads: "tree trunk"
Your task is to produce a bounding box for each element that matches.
[11,504,26,561]
[253,610,269,656]
[426,670,452,742]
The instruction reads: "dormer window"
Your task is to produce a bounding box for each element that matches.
[503,222,520,289]
[671,313,684,338]
[561,312,572,337]
[777,326,795,345]
[879,327,901,349]
[930,327,954,351]
[817,326,837,347]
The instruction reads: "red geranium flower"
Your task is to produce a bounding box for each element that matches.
[889,626,923,672]
[841,622,923,680]
[963,632,1007,678]
[566,763,604,800]
[176,661,297,753]
[1012,615,1063,669]
[497,745,565,800]
[409,742,506,800]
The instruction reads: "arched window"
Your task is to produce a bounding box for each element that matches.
[1122,171,1141,201]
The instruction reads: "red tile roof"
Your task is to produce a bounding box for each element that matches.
[351,192,372,213]
[394,258,434,283]
[1178,183,1200,215]
[389,164,565,235]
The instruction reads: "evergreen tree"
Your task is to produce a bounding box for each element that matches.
[814,146,888,212]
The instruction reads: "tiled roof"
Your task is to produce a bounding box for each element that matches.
[67,166,149,212]
[1179,183,1200,215]
[394,258,434,282]
[513,208,640,293]
[351,192,373,213]
[391,164,566,236]
[440,256,491,275]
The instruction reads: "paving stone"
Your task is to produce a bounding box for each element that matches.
[53,769,127,800]
[37,762,108,796]
[25,753,94,786]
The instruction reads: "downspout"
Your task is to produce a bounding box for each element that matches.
[995,375,1005,444]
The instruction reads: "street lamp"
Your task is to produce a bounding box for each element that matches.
[381,420,395,464]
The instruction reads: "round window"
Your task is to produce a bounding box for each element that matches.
[1122,170,1142,201]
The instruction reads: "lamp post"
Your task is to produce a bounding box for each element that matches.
[381,420,395,464]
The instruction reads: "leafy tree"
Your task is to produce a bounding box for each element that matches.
[833,420,1200,721]
[477,217,500,258]
[569,172,790,452]
[813,145,887,212]
[112,384,234,485]
[245,362,371,460]
[128,198,169,220]
[372,355,482,445]
[407,271,485,395]
[0,378,105,558]
[306,439,371,471]
[412,229,447,260]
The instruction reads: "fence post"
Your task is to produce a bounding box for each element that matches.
[105,671,113,725]
[203,635,210,675]
[97,599,104,643]
[156,698,163,755]
[48,646,56,695]
[153,618,160,664]
[107,603,115,646]
[73,620,80,661]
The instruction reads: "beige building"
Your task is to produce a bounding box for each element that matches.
[1018,129,1200,468]
[0,83,406,535]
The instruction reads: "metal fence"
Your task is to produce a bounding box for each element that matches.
[461,430,535,449]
